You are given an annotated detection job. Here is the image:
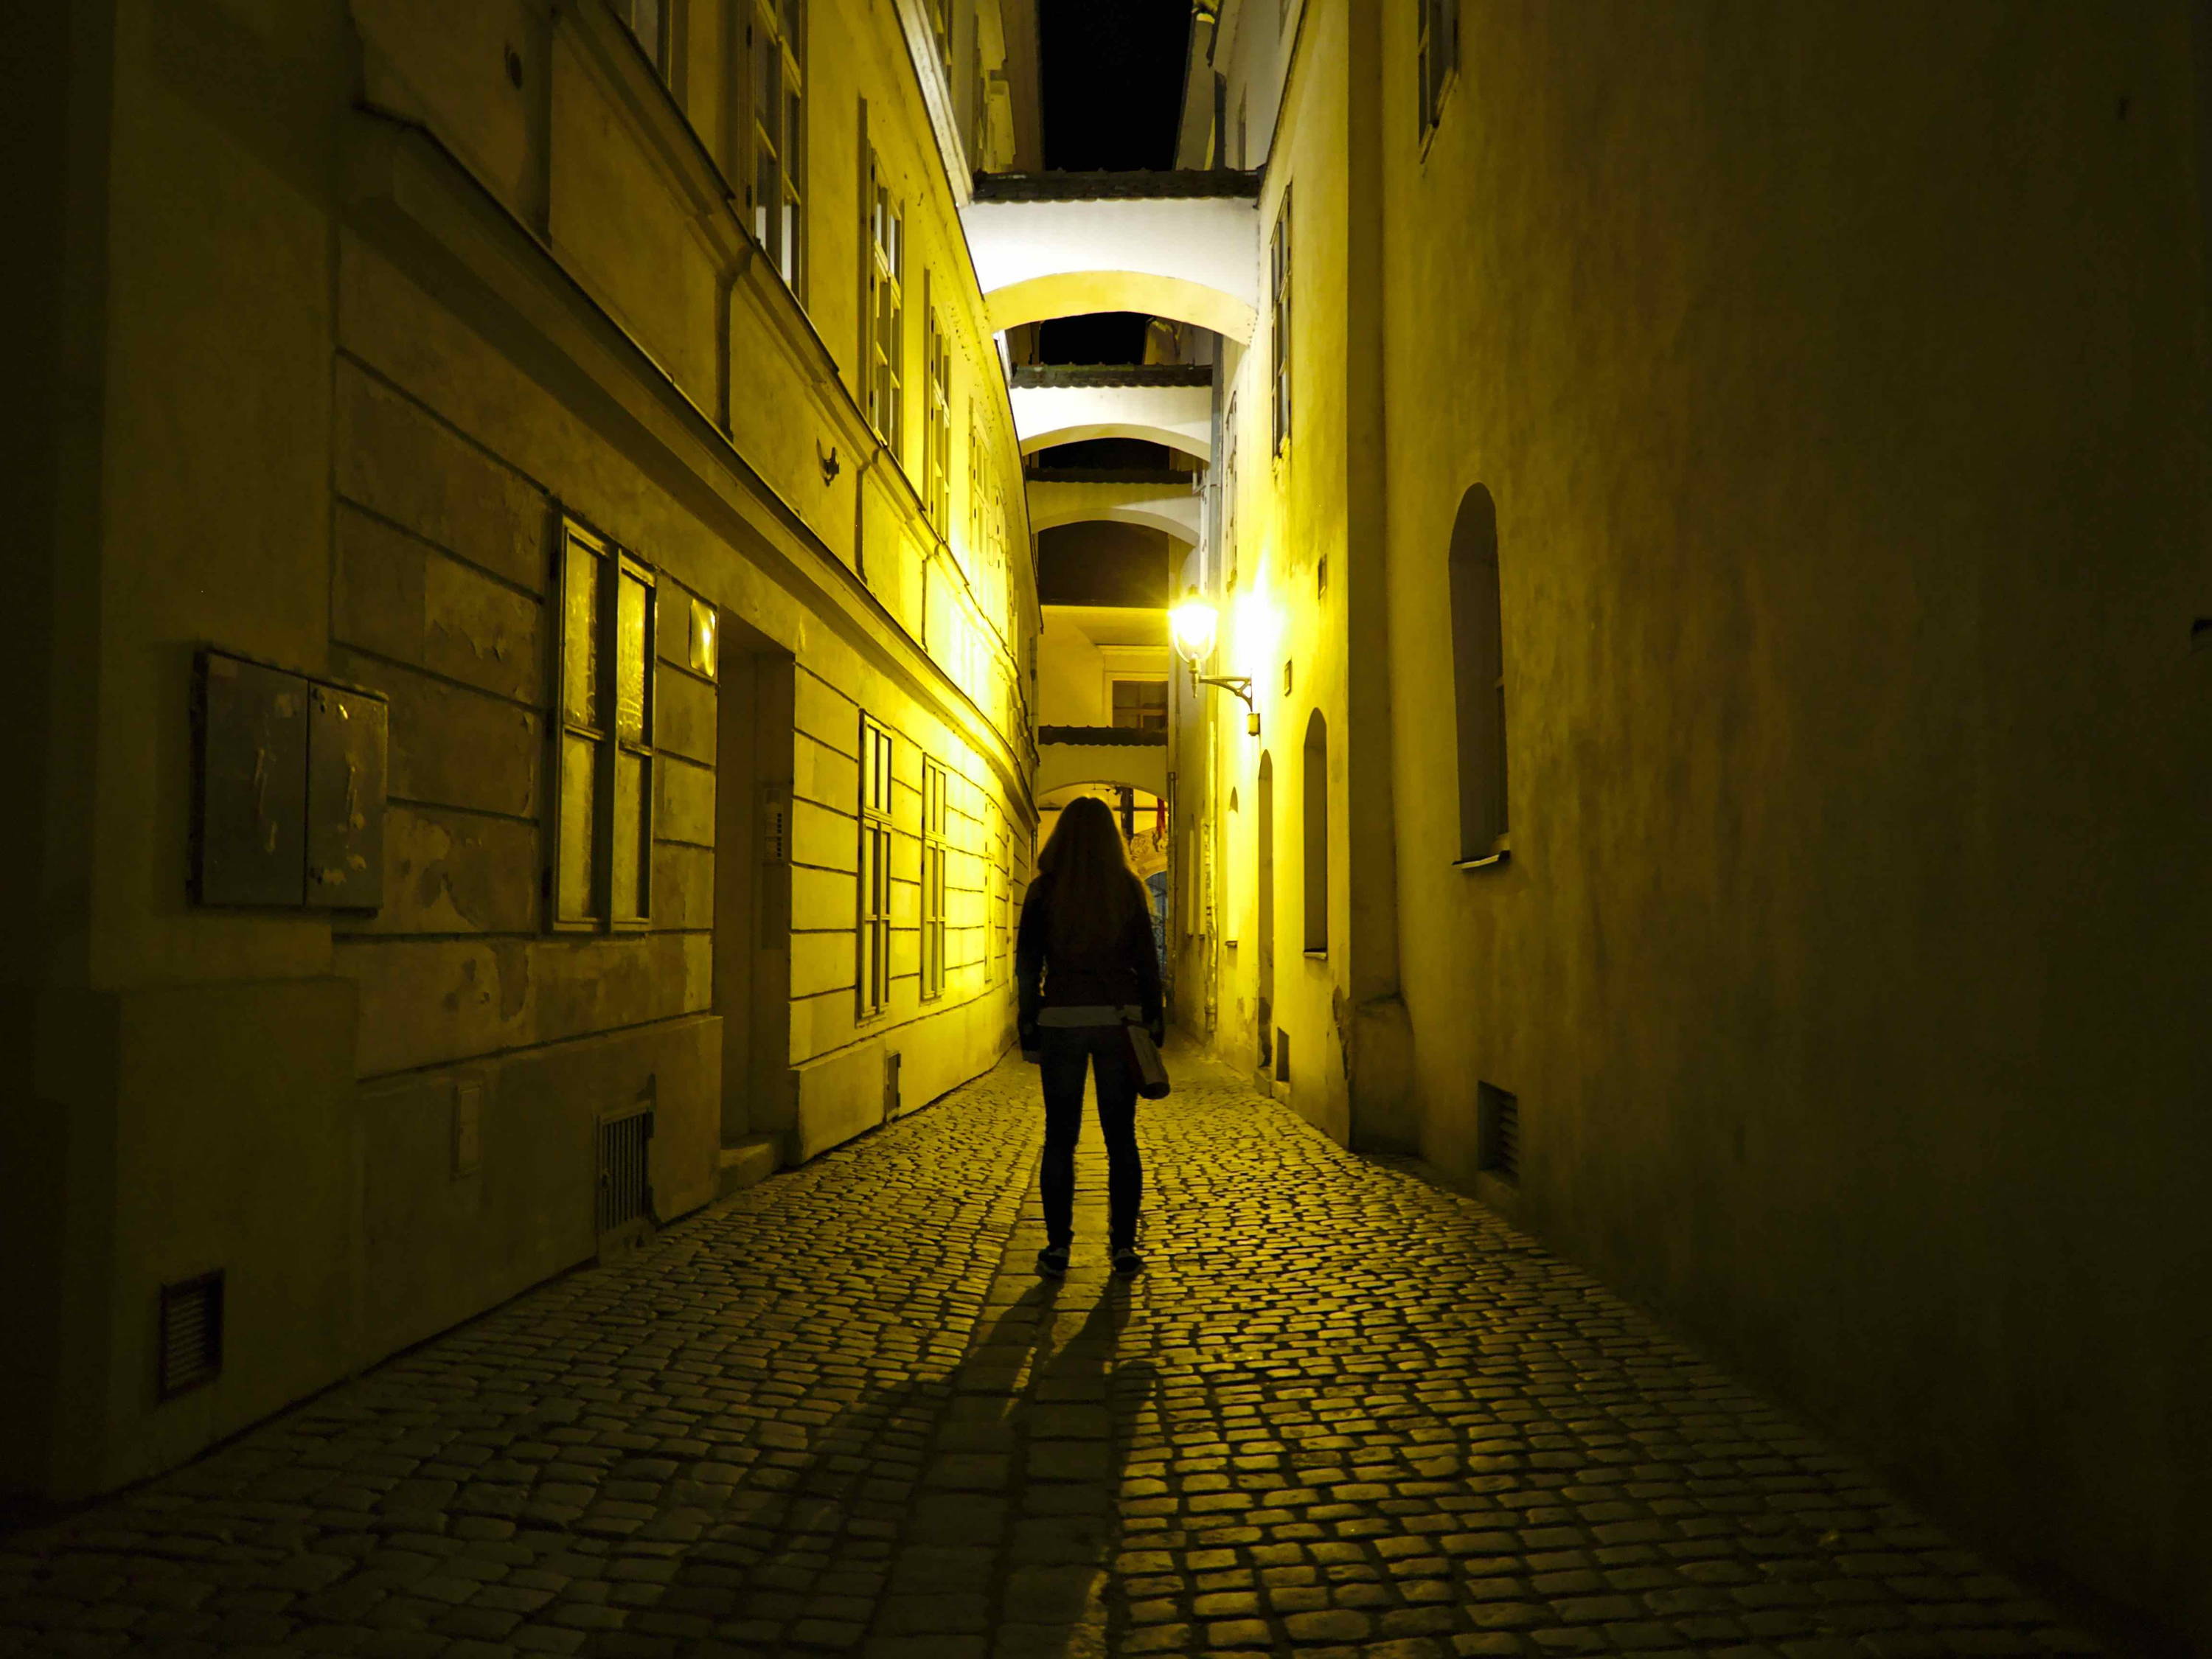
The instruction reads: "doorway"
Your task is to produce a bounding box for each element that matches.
[713,618,795,1148]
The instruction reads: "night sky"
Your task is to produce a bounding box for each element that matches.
[1034,0,1192,366]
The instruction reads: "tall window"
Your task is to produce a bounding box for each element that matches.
[555,519,655,931]
[615,0,667,77]
[858,716,894,1018]
[1448,484,1508,859]
[922,759,949,1000]
[1418,0,1459,139]
[1301,710,1328,953]
[924,295,951,530]
[966,410,985,571]
[866,156,905,452]
[752,0,807,297]
[1270,190,1293,454]
[929,0,954,80]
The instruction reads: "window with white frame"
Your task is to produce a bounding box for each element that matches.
[922,759,949,1001]
[1111,678,1169,732]
[858,716,894,1018]
[866,156,905,453]
[751,0,807,297]
[554,518,655,931]
[1418,0,1459,140]
[1270,190,1293,454]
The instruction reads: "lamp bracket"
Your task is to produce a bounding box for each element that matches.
[1192,673,1254,711]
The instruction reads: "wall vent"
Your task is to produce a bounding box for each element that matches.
[597,1108,655,1245]
[884,1050,903,1120]
[157,1270,224,1401]
[1477,1083,1520,1184]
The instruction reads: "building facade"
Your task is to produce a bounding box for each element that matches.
[9,0,1041,1500]
[1166,1,2212,1650]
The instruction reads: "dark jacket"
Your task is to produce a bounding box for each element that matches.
[1016,870,1164,1047]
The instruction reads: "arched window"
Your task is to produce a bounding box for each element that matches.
[1302,710,1329,953]
[1448,484,1508,859]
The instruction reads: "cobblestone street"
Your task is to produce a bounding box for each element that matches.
[0,1048,2107,1659]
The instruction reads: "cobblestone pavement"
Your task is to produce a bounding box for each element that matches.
[0,1046,2107,1659]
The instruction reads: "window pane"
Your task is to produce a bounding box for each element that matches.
[616,568,649,743]
[628,0,664,72]
[563,544,600,729]
[611,749,649,922]
[558,733,598,921]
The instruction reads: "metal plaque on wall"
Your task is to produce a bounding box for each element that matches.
[195,652,309,907]
[306,681,387,909]
[195,649,389,911]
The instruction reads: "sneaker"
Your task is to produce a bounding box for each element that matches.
[1112,1248,1144,1278]
[1036,1245,1069,1278]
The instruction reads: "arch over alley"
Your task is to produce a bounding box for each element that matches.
[963,171,1262,341]
[1011,365,1214,459]
[1028,477,1200,543]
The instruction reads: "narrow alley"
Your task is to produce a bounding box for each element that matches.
[0,1054,2104,1659]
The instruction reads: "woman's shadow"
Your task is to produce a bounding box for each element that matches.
[602,1263,1161,1659]
[953,1270,1161,1659]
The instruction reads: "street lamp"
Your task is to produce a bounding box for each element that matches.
[1170,586,1258,736]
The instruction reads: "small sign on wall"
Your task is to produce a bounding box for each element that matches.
[194,649,387,911]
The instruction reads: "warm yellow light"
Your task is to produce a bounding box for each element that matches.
[1170,589,1219,666]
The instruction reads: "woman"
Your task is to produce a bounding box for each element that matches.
[1016,795,1164,1279]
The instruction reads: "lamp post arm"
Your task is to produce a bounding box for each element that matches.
[1192,673,1254,712]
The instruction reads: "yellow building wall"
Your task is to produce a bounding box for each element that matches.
[1194,0,2212,1646]
[9,0,1035,1502]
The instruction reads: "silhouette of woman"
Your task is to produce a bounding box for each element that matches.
[1017,795,1164,1279]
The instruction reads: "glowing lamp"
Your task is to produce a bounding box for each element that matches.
[1170,585,1258,737]
[1170,590,1220,666]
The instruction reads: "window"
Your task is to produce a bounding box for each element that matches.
[858,716,894,1018]
[970,44,989,159]
[616,0,668,77]
[554,518,655,931]
[922,759,949,1000]
[1301,709,1328,953]
[967,410,985,572]
[751,0,807,297]
[1418,0,1459,139]
[1112,678,1169,732]
[866,155,905,452]
[1270,190,1293,454]
[928,0,953,81]
[924,294,951,531]
[1447,484,1508,859]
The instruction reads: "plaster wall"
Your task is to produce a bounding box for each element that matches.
[1176,1,2212,1644]
[1381,2,2211,1644]
[10,0,1034,1503]
[1199,0,1358,1144]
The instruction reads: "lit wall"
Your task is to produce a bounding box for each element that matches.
[8,0,1038,1503]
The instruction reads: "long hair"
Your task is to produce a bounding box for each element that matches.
[1037,795,1149,956]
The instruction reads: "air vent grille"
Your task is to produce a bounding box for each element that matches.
[597,1110,654,1239]
[158,1271,224,1401]
[1478,1083,1520,1184]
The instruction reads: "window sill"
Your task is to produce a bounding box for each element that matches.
[1302,948,1329,961]
[1453,847,1511,871]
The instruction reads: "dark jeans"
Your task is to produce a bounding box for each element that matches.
[1037,1025,1144,1253]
